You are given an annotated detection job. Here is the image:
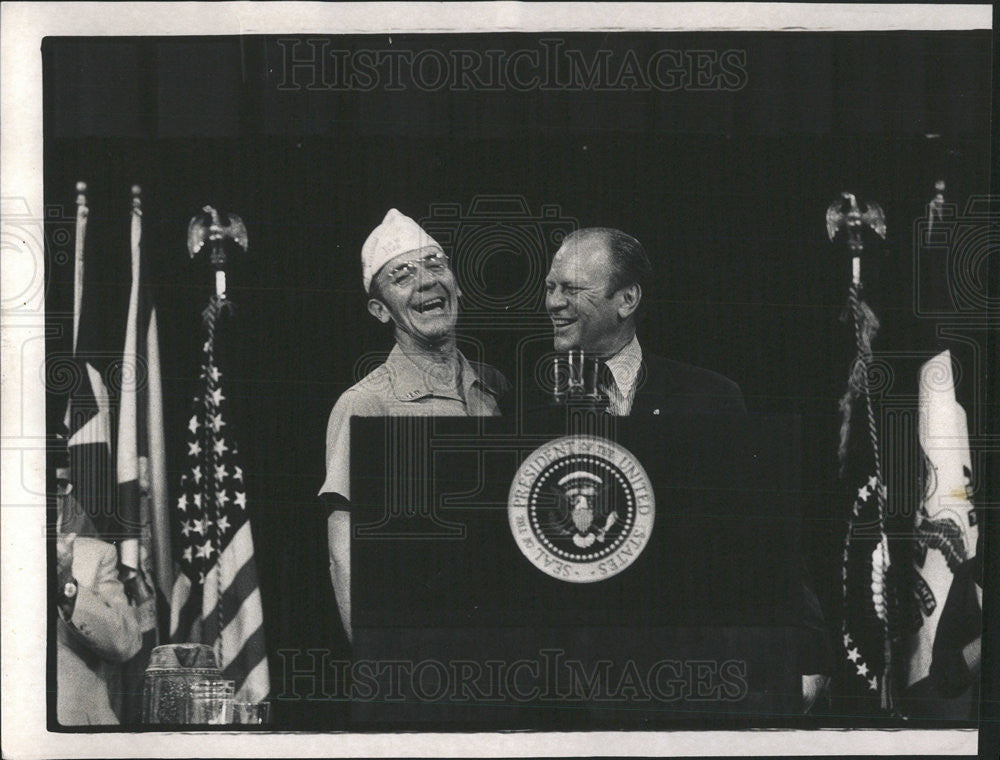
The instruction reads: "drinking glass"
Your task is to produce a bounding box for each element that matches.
[231,701,271,725]
[187,679,235,724]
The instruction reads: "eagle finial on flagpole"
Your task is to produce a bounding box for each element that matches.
[826,192,886,284]
[187,205,248,301]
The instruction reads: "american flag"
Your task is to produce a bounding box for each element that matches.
[169,296,269,701]
[837,281,895,712]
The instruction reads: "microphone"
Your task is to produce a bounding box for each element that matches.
[552,349,606,406]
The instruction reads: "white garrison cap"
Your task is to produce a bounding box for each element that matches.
[361,208,443,292]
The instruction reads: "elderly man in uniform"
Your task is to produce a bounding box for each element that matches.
[543,226,833,711]
[320,209,509,642]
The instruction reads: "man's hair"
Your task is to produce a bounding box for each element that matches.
[563,227,652,303]
[368,275,385,304]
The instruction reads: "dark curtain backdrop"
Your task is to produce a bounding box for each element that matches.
[43,32,991,728]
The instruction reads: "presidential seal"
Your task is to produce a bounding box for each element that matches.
[508,436,655,583]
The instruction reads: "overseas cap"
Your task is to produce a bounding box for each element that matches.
[362,209,443,293]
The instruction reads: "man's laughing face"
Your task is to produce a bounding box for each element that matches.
[368,247,459,348]
[545,236,626,356]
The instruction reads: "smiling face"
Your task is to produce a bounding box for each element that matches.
[368,246,459,350]
[545,234,637,356]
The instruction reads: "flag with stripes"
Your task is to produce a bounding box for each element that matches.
[62,182,118,541]
[115,187,172,721]
[169,295,269,701]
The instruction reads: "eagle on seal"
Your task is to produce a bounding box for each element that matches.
[536,470,619,548]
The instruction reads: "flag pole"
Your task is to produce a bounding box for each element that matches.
[118,185,144,574]
[61,182,88,438]
[72,182,88,355]
[828,192,894,712]
[56,182,89,504]
[56,181,90,481]
[172,205,268,702]
[186,205,249,665]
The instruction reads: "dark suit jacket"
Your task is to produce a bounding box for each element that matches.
[635,353,832,675]
[522,346,833,676]
[630,352,748,416]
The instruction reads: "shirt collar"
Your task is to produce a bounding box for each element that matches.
[385,344,488,402]
[603,334,643,394]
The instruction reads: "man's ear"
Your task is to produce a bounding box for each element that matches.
[367,298,392,324]
[618,283,641,319]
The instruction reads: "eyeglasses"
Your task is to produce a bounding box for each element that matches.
[385,251,450,288]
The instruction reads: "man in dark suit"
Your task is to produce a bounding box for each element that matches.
[545,227,745,416]
[543,226,832,711]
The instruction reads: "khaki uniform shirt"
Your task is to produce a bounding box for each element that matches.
[319,345,507,502]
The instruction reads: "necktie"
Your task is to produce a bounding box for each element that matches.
[598,360,615,413]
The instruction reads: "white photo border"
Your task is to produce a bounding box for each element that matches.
[1,2,990,757]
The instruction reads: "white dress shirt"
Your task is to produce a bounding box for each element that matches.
[601,334,644,416]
